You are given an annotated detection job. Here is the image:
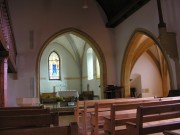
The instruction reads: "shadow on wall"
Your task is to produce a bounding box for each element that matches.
[130,73,142,98]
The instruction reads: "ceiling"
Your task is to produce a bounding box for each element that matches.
[51,33,90,66]
[96,0,150,28]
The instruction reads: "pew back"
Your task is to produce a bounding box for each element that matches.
[126,103,180,135]
[91,97,161,135]
[0,108,50,116]
[0,112,59,129]
[104,97,180,135]
[0,122,78,135]
[0,105,44,110]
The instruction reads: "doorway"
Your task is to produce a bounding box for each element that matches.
[36,28,107,99]
[121,29,173,98]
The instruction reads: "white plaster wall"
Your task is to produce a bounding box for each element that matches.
[82,47,101,98]
[7,0,115,106]
[131,53,163,97]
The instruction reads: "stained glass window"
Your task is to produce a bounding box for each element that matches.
[48,51,60,80]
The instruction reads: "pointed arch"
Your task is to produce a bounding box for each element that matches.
[36,28,107,98]
[121,28,174,97]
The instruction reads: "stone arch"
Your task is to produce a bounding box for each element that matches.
[36,27,107,98]
[121,28,174,97]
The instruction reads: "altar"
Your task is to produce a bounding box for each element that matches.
[56,90,79,107]
[57,90,79,98]
[40,90,79,109]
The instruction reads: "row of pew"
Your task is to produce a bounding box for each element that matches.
[0,105,78,135]
[75,96,180,135]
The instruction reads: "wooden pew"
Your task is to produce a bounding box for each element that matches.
[0,122,78,135]
[0,112,59,129]
[103,98,180,135]
[126,103,180,135]
[91,97,161,135]
[75,98,131,123]
[0,108,50,116]
[77,98,133,134]
[164,130,180,135]
[74,100,84,123]
[0,105,44,110]
[77,97,158,135]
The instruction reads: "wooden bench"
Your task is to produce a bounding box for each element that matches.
[0,105,44,110]
[75,98,128,123]
[0,122,78,135]
[126,103,180,135]
[0,112,59,129]
[164,130,180,135]
[0,108,50,116]
[91,97,161,135]
[74,100,84,123]
[75,98,127,134]
[103,97,180,135]
[76,97,158,135]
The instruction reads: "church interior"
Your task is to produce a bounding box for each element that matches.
[1,0,180,134]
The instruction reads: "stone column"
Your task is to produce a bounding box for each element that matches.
[0,51,8,107]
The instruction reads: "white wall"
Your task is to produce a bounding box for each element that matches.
[82,47,101,98]
[131,52,163,97]
[7,0,115,106]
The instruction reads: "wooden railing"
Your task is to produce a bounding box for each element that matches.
[0,0,17,73]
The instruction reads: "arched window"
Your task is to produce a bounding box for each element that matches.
[48,51,60,80]
[96,58,100,79]
[87,48,94,80]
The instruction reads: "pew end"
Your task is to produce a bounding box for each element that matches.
[126,103,180,135]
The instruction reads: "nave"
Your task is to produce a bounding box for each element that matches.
[1,96,180,135]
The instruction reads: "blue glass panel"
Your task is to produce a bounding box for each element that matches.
[48,51,60,80]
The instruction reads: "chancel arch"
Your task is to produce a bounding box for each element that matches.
[36,28,107,99]
[121,28,174,98]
